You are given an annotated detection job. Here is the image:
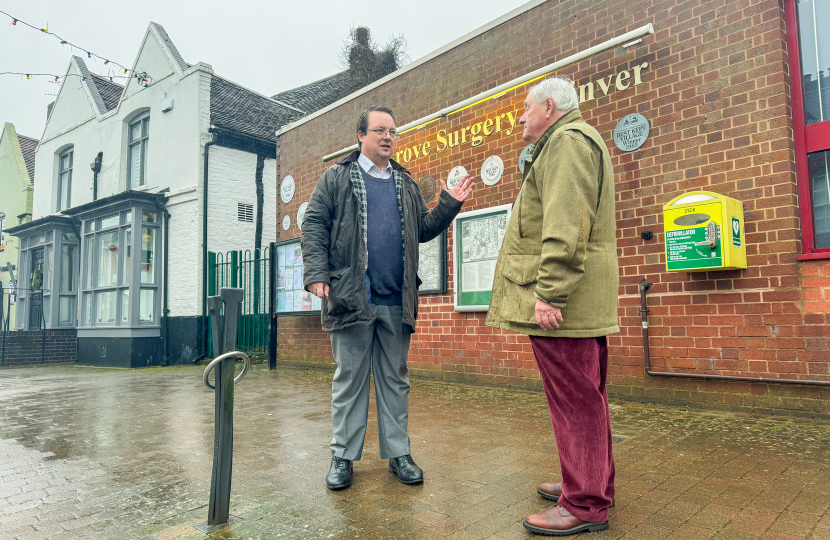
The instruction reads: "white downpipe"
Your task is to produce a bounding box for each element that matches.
[322,23,655,162]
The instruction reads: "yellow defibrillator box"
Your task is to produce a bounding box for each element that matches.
[663,191,747,272]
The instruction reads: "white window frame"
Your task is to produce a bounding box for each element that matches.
[127,112,150,189]
[58,147,73,211]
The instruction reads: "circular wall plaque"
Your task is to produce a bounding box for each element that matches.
[282,215,291,230]
[518,144,534,173]
[446,166,467,190]
[419,175,437,202]
[297,202,308,230]
[613,113,650,152]
[280,175,296,204]
[480,155,504,186]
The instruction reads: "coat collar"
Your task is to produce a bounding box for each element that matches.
[336,150,411,176]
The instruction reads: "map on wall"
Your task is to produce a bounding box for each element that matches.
[460,215,506,293]
[417,230,446,294]
[453,204,512,311]
[275,240,321,315]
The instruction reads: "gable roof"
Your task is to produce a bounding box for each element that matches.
[210,76,300,142]
[17,134,38,183]
[150,22,190,73]
[90,75,124,112]
[271,70,352,116]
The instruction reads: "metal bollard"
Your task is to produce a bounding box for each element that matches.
[195,288,251,533]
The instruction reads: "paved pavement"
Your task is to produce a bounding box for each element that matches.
[0,363,828,540]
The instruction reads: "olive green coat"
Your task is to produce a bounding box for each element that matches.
[485,110,620,337]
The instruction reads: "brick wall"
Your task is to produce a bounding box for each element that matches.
[0,329,77,366]
[275,0,830,416]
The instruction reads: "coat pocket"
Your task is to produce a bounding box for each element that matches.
[500,254,540,325]
[326,265,359,316]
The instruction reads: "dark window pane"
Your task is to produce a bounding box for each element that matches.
[808,149,830,248]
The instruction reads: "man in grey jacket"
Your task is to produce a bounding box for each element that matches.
[302,106,474,490]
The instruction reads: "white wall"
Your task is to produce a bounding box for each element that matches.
[208,147,277,257]
[31,54,211,318]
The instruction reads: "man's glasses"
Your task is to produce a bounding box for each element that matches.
[366,128,400,140]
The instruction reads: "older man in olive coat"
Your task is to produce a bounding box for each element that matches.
[486,76,619,536]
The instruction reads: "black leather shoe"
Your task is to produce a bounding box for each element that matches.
[326,456,352,490]
[389,455,423,484]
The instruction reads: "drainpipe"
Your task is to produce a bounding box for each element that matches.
[158,204,171,366]
[90,152,103,201]
[201,134,216,360]
[639,278,830,387]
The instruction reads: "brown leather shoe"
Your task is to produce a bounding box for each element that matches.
[537,482,615,508]
[523,505,608,536]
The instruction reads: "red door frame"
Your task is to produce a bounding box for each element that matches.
[785,0,830,258]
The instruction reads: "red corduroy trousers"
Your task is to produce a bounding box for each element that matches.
[529,335,615,523]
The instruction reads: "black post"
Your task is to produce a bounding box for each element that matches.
[40,291,46,363]
[206,288,243,529]
[268,244,277,370]
[1,286,5,366]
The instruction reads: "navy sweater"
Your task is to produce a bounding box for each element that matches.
[361,167,404,305]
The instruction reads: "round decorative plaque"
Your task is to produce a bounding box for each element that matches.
[280,175,295,204]
[297,202,308,230]
[518,144,534,174]
[446,166,468,190]
[613,113,650,152]
[282,215,291,230]
[419,175,437,202]
[480,155,504,186]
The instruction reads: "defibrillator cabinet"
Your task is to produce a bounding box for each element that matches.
[662,191,747,272]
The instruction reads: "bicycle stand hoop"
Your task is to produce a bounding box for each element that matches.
[202,351,251,389]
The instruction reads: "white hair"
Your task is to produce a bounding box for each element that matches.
[528,75,579,112]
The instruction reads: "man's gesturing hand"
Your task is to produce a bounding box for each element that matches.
[535,299,563,330]
[440,174,475,202]
[309,282,330,299]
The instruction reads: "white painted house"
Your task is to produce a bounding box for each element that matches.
[7,22,299,366]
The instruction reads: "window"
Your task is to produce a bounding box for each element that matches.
[128,113,149,189]
[58,148,73,211]
[789,0,830,255]
[238,203,254,223]
[79,206,160,327]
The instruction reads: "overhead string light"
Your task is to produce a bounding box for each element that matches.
[0,72,136,84]
[0,10,151,87]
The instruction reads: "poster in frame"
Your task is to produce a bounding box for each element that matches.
[417,229,447,295]
[452,204,511,312]
[273,237,321,317]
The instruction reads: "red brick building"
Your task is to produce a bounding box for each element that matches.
[273,0,830,416]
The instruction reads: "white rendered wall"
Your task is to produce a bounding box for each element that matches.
[31,47,212,318]
[208,146,277,257]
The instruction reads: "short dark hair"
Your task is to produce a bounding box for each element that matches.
[356,107,395,149]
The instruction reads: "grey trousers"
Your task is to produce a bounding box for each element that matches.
[329,304,412,461]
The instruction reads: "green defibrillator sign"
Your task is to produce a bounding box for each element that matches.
[663,191,747,273]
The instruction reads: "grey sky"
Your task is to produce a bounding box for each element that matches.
[1,0,533,140]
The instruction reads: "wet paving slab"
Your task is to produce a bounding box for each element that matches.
[1,364,829,540]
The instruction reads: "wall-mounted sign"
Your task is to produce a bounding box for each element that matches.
[519,144,534,174]
[274,239,321,315]
[418,230,447,294]
[297,202,308,230]
[392,61,650,166]
[480,155,504,186]
[280,175,296,204]
[419,175,437,203]
[282,215,291,230]
[613,113,650,152]
[447,166,467,190]
[453,204,511,312]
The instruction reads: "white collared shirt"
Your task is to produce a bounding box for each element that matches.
[358,153,393,179]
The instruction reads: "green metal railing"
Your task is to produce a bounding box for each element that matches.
[208,248,270,357]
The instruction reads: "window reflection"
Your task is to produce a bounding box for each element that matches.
[97,231,119,287]
[808,150,830,248]
[798,0,830,124]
